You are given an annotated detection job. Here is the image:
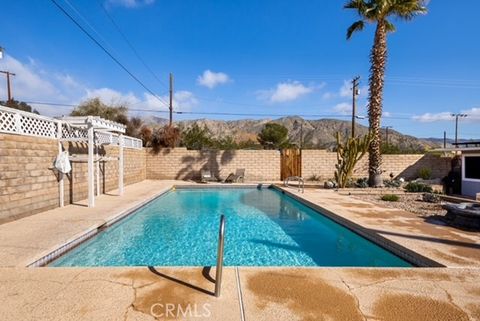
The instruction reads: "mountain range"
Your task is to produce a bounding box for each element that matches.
[143,115,443,151]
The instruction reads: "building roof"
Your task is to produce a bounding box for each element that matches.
[430,147,480,153]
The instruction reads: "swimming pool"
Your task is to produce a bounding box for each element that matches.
[50,187,411,267]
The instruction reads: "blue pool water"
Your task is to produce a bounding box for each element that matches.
[50,188,411,267]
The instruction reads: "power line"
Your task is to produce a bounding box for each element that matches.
[25,100,412,119]
[97,0,170,91]
[62,0,120,58]
[49,0,169,108]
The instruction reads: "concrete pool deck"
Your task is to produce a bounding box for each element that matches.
[0,266,479,320]
[0,180,479,320]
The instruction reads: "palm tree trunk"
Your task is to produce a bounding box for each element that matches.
[367,21,387,187]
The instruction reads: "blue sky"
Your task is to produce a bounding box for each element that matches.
[0,0,479,139]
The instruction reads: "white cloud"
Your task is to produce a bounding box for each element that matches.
[197,70,230,89]
[141,90,198,112]
[322,81,367,101]
[0,54,198,117]
[322,92,334,100]
[0,55,59,101]
[339,81,351,98]
[83,88,140,106]
[339,80,368,98]
[105,0,155,8]
[257,81,315,103]
[413,108,480,122]
[333,102,352,115]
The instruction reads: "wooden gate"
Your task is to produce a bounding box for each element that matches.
[280,149,302,180]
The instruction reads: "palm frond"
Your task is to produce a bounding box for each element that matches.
[384,19,396,33]
[344,0,369,16]
[389,0,428,20]
[346,20,365,39]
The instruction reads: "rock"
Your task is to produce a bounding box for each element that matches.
[423,192,441,203]
[324,181,336,189]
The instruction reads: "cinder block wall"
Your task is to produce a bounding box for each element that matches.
[0,133,146,223]
[146,148,280,181]
[1,131,452,224]
[302,150,451,181]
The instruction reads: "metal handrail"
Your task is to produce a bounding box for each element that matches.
[214,215,225,297]
[284,176,305,193]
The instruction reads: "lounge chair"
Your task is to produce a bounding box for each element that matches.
[201,170,217,183]
[225,168,245,183]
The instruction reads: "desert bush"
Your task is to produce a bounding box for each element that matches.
[355,177,369,188]
[418,167,432,180]
[384,178,403,188]
[381,194,399,202]
[308,174,322,182]
[151,126,181,152]
[404,182,433,193]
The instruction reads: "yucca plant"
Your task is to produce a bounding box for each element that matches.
[345,0,428,187]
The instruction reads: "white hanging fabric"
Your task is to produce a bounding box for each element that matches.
[54,151,72,174]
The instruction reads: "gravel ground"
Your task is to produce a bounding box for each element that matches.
[352,193,446,217]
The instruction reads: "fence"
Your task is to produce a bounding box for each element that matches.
[0,105,142,149]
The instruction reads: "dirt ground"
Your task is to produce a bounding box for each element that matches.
[352,192,446,217]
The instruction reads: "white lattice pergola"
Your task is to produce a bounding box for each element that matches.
[0,105,143,208]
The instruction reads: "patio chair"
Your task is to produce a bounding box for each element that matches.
[201,170,217,183]
[225,168,245,183]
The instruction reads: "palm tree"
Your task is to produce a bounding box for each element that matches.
[345,0,427,187]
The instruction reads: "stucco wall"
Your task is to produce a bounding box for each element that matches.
[0,133,146,224]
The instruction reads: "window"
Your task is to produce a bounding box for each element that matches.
[464,156,480,180]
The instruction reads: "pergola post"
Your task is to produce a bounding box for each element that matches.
[118,134,124,196]
[57,120,64,207]
[96,145,100,196]
[87,118,95,207]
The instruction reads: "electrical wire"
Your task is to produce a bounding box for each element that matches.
[97,0,170,91]
[49,0,170,108]
[24,100,413,119]
[62,0,120,58]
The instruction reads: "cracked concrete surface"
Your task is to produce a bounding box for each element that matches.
[0,267,479,320]
[241,268,480,321]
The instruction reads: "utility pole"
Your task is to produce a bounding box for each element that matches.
[169,72,174,127]
[383,126,393,145]
[452,113,467,146]
[443,131,447,149]
[0,70,16,103]
[351,76,360,138]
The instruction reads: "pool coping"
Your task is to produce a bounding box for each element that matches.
[28,183,443,268]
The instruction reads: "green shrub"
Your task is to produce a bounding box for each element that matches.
[417,167,432,180]
[381,194,400,202]
[404,182,433,193]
